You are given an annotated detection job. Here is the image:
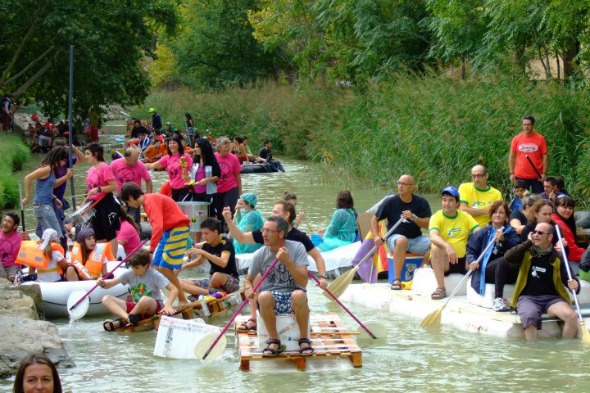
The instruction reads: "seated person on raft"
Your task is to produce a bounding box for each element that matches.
[100,248,178,330]
[466,201,521,312]
[509,194,539,235]
[316,190,358,252]
[429,186,480,300]
[179,218,240,300]
[28,229,68,282]
[65,227,115,281]
[505,223,580,341]
[243,216,313,357]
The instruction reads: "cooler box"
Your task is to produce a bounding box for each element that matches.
[257,312,310,352]
[388,254,424,284]
[154,316,222,359]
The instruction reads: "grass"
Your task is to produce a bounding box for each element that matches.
[132,75,590,203]
[0,134,31,208]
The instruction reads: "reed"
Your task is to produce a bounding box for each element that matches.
[0,134,31,208]
[133,75,590,203]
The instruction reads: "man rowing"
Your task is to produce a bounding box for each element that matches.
[458,164,503,228]
[371,174,431,290]
[243,216,313,356]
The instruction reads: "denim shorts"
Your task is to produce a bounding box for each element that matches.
[34,203,63,238]
[386,234,430,255]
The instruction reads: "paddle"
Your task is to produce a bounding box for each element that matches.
[309,272,387,339]
[525,154,543,181]
[326,217,405,299]
[18,183,25,232]
[67,239,147,320]
[554,226,590,344]
[200,258,280,360]
[420,236,496,328]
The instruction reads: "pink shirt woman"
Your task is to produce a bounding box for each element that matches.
[148,135,194,202]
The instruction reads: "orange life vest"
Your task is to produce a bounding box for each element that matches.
[70,242,115,279]
[16,241,64,270]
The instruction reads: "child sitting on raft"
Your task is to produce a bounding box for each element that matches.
[100,248,177,331]
[179,217,240,300]
[65,227,115,281]
[32,229,68,282]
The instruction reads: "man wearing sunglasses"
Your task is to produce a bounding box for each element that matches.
[458,164,503,228]
[505,222,579,340]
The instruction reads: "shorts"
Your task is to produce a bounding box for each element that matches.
[0,265,18,280]
[444,257,467,276]
[193,274,240,293]
[259,290,306,315]
[125,299,163,316]
[386,234,430,255]
[516,294,567,330]
[91,193,121,241]
[152,226,190,269]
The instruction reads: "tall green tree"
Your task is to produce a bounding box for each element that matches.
[0,0,178,117]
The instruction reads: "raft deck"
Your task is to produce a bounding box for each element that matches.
[117,290,246,333]
[236,313,362,371]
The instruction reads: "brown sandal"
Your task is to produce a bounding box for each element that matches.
[237,318,257,331]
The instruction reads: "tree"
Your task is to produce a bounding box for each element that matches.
[0,0,178,118]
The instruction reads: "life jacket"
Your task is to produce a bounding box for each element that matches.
[70,242,115,279]
[37,244,66,282]
[17,241,64,272]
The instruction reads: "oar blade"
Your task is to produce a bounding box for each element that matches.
[195,332,227,360]
[67,289,90,320]
[580,321,590,344]
[419,307,443,328]
[325,266,358,300]
[356,321,388,339]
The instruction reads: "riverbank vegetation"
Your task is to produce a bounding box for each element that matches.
[0,134,30,209]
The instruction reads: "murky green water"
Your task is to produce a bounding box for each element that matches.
[2,123,589,392]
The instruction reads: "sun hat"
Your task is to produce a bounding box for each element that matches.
[76,227,95,243]
[240,192,257,208]
[39,228,59,250]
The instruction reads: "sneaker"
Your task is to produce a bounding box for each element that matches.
[492,297,509,312]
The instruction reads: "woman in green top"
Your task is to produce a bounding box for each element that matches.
[318,190,358,251]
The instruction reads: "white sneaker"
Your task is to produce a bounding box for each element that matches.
[492,297,509,312]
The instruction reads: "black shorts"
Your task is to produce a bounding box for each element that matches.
[92,193,121,241]
[444,257,467,276]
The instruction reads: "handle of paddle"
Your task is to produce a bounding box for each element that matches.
[202,258,280,360]
[554,226,583,318]
[309,272,377,339]
[358,216,405,267]
[524,154,543,180]
[68,239,147,311]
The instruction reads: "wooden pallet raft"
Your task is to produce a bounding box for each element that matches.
[116,290,245,333]
[236,313,362,371]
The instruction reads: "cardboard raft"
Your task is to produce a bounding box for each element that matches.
[236,313,362,371]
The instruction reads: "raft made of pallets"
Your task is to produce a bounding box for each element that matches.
[236,313,362,371]
[117,290,246,333]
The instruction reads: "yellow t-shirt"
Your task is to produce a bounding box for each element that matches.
[458,182,503,228]
[428,210,479,257]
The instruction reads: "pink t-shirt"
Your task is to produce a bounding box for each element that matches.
[86,162,115,201]
[194,165,206,193]
[116,220,141,256]
[510,132,547,179]
[157,153,193,190]
[110,158,151,193]
[214,152,241,193]
[0,230,22,268]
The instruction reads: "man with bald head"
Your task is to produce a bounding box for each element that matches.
[458,165,503,228]
[111,148,153,224]
[505,222,579,340]
[372,174,432,290]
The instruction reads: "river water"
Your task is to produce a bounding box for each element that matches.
[2,124,589,392]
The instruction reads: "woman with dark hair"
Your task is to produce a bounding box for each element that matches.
[22,146,69,238]
[147,134,194,202]
[116,207,141,257]
[466,201,521,312]
[13,353,63,393]
[214,137,242,223]
[83,142,120,252]
[509,193,539,235]
[552,196,584,266]
[193,137,220,218]
[184,112,198,148]
[317,191,358,251]
[65,227,115,281]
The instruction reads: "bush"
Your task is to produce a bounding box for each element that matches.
[0,134,31,208]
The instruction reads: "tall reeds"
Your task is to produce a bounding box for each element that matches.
[0,134,31,208]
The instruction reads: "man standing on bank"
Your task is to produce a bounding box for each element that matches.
[509,115,548,194]
[371,174,432,290]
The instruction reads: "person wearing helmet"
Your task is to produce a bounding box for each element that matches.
[149,107,162,133]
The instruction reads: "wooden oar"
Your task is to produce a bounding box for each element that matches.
[200,258,280,360]
[326,217,405,298]
[420,237,496,328]
[309,272,386,339]
[67,240,147,320]
[554,226,590,344]
[18,183,26,232]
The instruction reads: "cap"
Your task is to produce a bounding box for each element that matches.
[76,227,95,243]
[148,107,156,113]
[240,192,257,208]
[441,186,460,199]
[39,228,59,250]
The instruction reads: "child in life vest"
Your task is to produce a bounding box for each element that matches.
[65,227,115,281]
[29,229,67,282]
[99,248,178,331]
